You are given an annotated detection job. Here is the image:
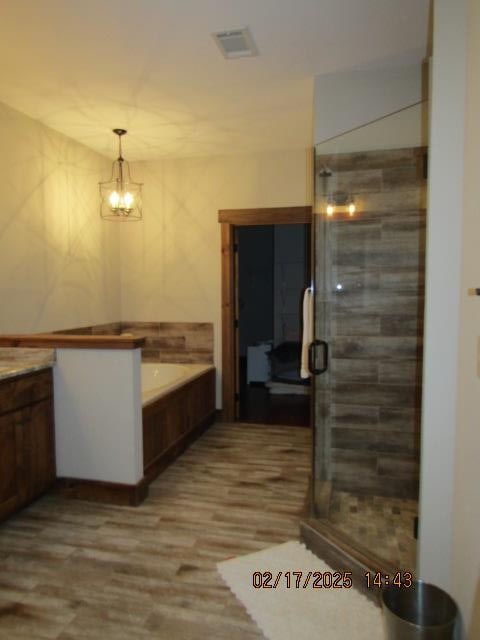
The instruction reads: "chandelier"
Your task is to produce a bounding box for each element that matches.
[99,129,142,221]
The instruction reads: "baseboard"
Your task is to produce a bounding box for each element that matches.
[144,411,216,484]
[55,475,149,507]
[300,518,400,606]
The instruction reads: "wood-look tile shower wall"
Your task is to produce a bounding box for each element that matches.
[315,147,427,498]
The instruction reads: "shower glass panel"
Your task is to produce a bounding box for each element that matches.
[311,112,427,571]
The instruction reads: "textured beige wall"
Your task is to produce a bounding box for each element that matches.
[452,0,480,631]
[0,101,120,332]
[119,150,312,405]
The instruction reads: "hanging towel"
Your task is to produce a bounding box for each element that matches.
[300,286,313,379]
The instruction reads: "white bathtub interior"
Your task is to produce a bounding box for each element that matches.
[141,362,214,405]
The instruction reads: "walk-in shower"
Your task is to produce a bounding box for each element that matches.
[309,108,427,571]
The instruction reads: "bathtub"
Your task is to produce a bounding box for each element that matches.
[141,362,216,484]
[141,362,214,405]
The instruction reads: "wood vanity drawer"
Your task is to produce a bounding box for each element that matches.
[0,369,53,416]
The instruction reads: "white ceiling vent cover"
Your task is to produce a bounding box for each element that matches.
[212,27,258,59]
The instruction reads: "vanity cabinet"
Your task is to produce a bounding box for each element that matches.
[0,369,55,521]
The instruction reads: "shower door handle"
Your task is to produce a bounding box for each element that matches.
[308,340,329,375]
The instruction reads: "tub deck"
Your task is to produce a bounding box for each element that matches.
[142,363,214,406]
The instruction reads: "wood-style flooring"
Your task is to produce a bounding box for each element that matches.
[0,422,311,639]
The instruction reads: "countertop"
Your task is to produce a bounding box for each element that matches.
[0,348,55,382]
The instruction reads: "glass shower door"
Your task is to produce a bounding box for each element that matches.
[311,127,427,571]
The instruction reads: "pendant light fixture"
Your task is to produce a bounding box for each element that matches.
[99,129,143,221]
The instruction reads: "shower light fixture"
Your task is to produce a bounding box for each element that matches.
[325,193,355,217]
[99,129,143,221]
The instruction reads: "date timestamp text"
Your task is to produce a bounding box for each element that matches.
[252,571,353,589]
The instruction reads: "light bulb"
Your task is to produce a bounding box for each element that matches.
[123,192,134,209]
[348,202,356,216]
[109,191,120,209]
[326,204,334,216]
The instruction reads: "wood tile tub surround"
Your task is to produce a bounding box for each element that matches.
[55,321,214,364]
[124,322,214,364]
[315,146,427,499]
[143,368,216,484]
[0,369,55,523]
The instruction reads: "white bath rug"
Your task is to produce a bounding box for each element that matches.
[217,540,384,640]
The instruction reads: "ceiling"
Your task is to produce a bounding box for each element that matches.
[0,0,430,161]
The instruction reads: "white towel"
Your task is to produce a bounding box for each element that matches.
[300,286,313,379]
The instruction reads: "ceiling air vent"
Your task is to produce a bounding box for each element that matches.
[212,27,258,59]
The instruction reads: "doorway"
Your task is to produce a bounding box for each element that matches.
[237,224,310,425]
[218,206,312,424]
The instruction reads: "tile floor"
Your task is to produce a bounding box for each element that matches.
[0,422,311,639]
[328,490,418,570]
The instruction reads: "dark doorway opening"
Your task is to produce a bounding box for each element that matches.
[237,223,310,426]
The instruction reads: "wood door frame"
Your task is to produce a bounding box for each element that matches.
[219,206,312,422]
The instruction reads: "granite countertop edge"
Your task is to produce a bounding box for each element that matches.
[0,348,55,382]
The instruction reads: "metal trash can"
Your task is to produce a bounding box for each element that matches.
[382,580,458,639]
